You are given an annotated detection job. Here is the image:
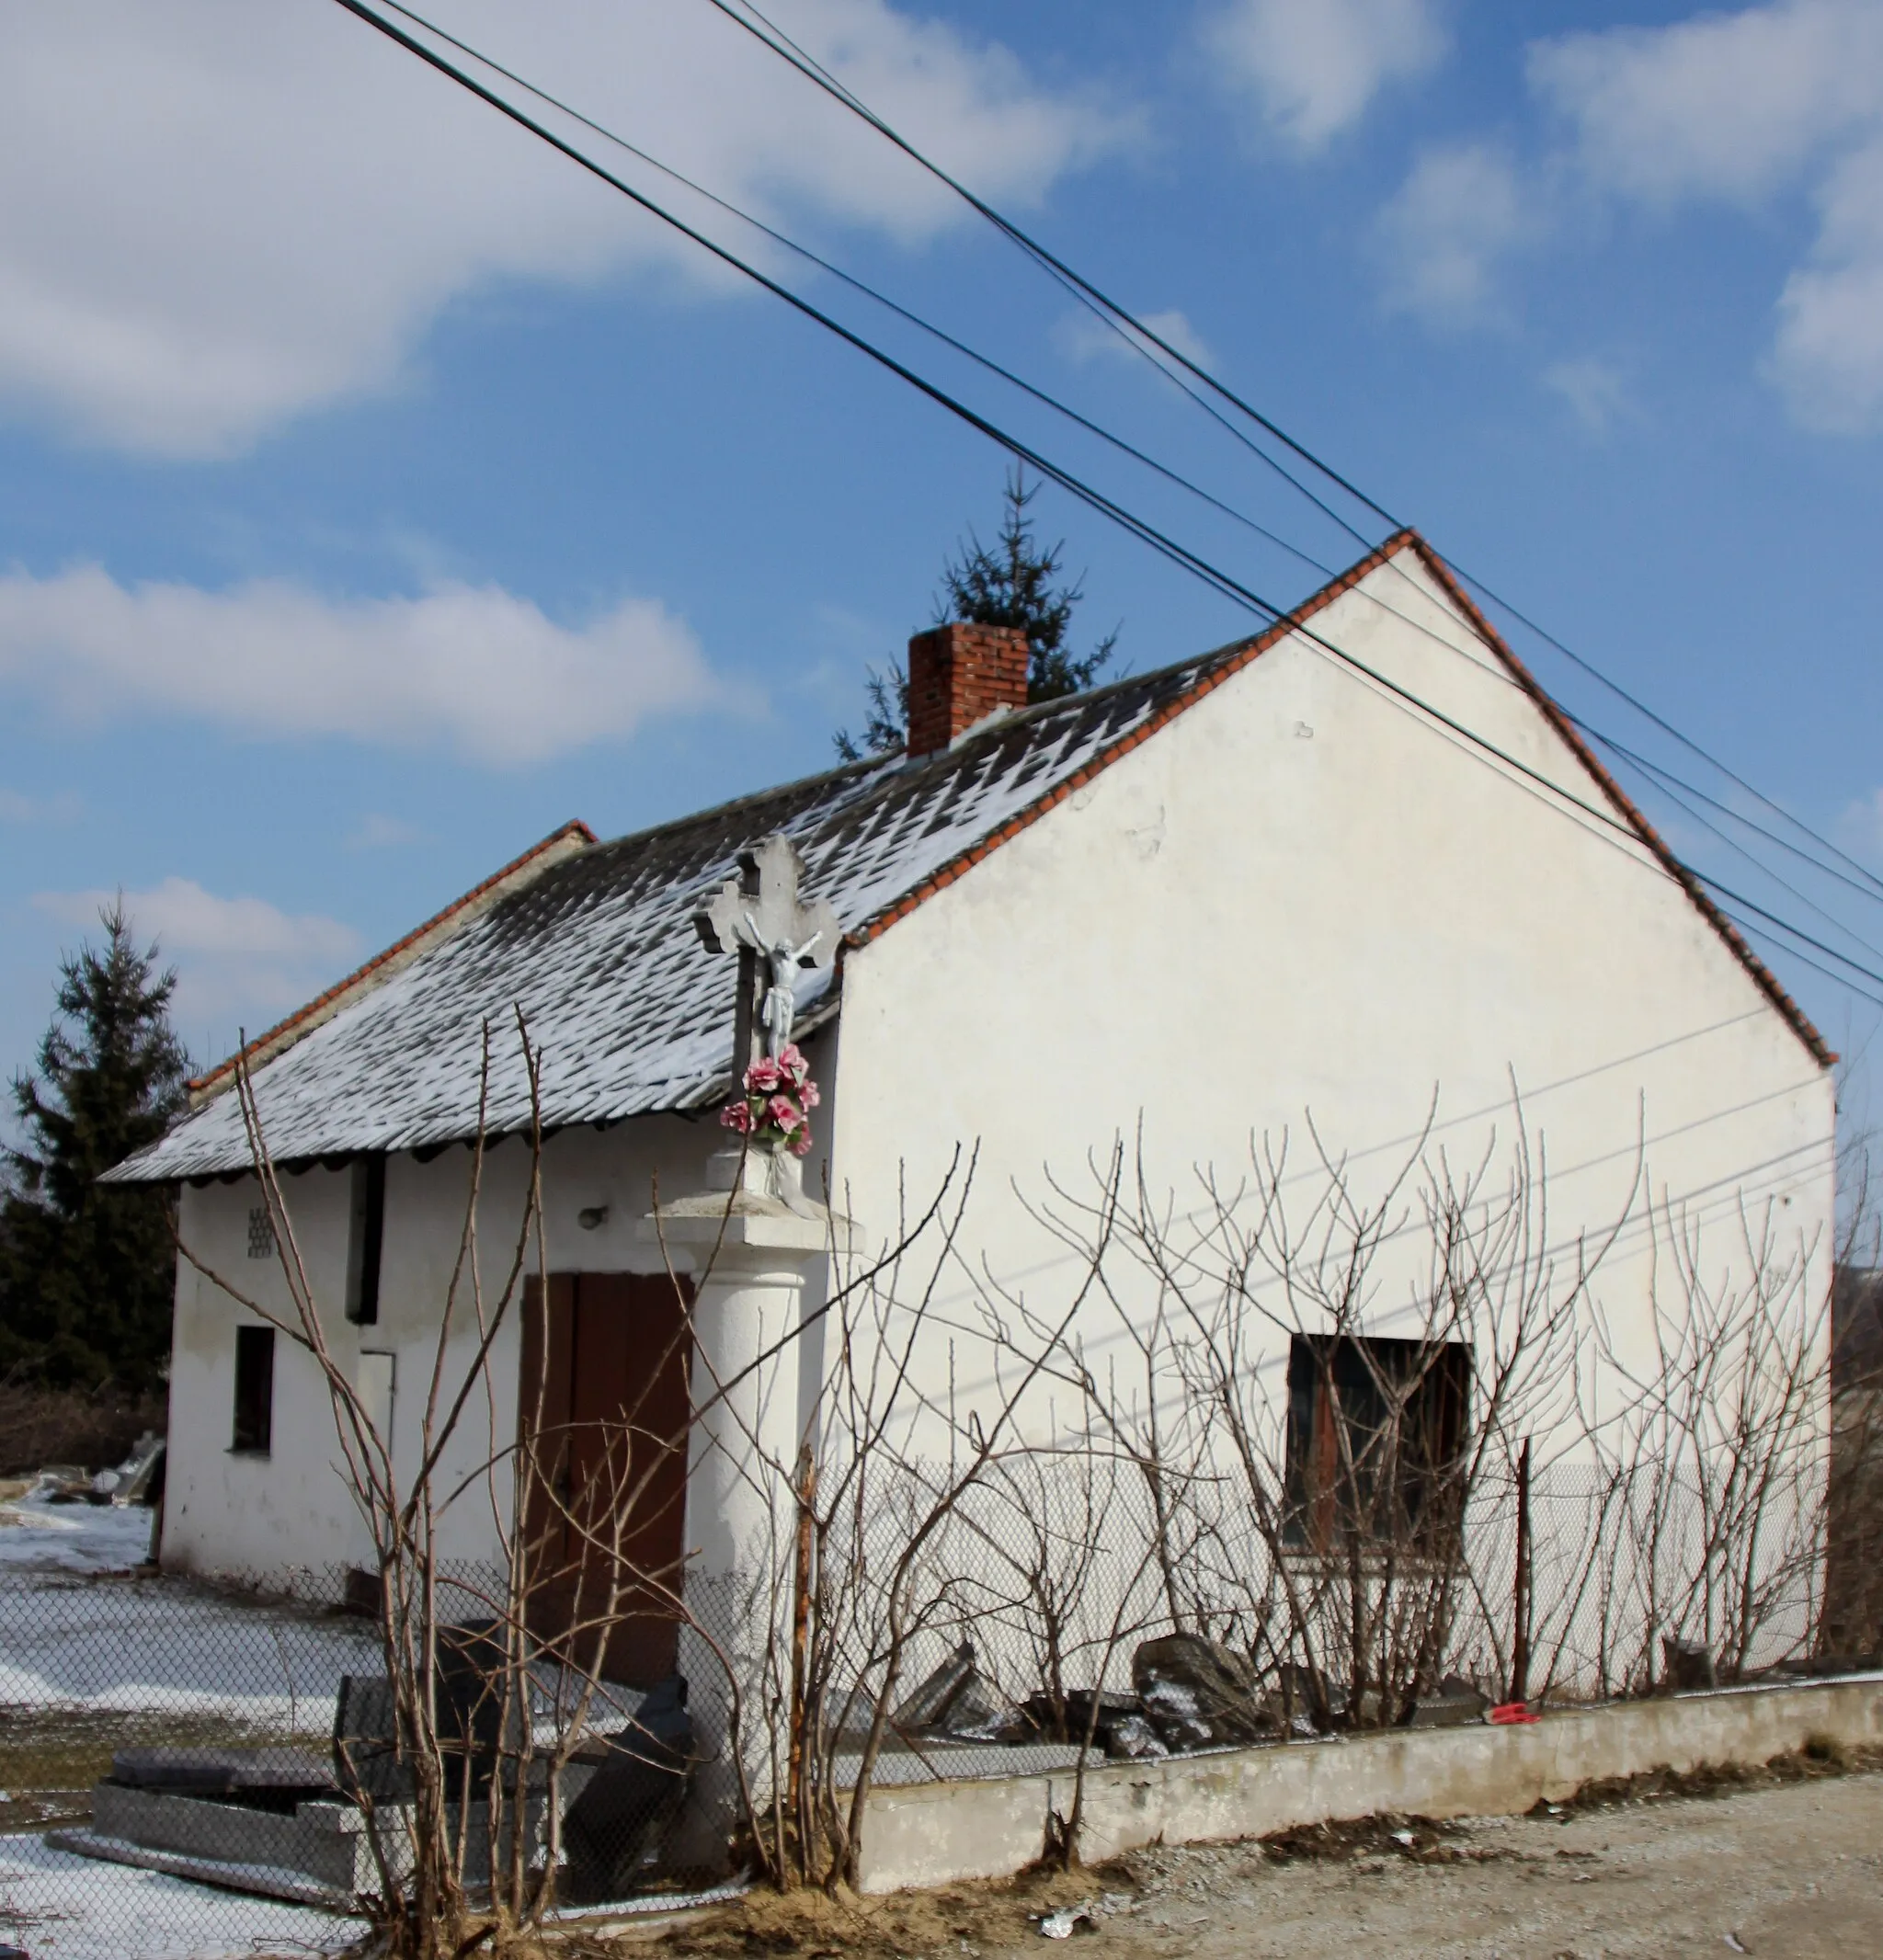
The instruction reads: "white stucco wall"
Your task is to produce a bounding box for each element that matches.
[159,1065,842,1583]
[825,548,1835,1445]
[159,549,1831,1597]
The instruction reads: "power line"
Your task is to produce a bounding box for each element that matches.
[377,0,1876,955]
[378,0,1883,963]
[331,7,1666,837]
[330,0,1849,1047]
[1344,563,1883,931]
[1699,876,1883,996]
[325,6,1404,676]
[699,0,1387,552]
[369,0,1326,582]
[702,0,1883,915]
[1605,748,1883,977]
[1461,575,1883,906]
[1714,913,1883,1015]
[1594,730,1883,915]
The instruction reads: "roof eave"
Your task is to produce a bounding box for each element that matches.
[184,820,598,1110]
[1400,537,1833,1072]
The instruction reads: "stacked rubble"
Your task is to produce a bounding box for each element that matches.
[894,1636,1508,1761]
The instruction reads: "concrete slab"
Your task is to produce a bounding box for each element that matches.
[44,1827,352,1909]
[52,1783,369,1897]
[853,1673,1883,1894]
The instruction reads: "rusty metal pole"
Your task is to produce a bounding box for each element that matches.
[1511,1435,1533,1705]
[786,1443,817,1870]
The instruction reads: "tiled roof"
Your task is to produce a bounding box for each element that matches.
[107,532,1828,1185]
[182,819,597,1104]
[108,627,1242,1182]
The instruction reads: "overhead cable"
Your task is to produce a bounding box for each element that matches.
[328,0,1852,1038]
[702,0,1883,911]
[377,2,1883,950]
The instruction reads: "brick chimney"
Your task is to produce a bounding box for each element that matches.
[905,621,1030,758]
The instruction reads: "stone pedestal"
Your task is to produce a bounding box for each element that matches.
[637,1147,858,1868]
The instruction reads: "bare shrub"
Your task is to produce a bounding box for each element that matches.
[0,1376,166,1476]
[716,1154,1108,1891]
[1581,1197,1828,1686]
[167,1060,1844,1916]
[1010,1111,1613,1740]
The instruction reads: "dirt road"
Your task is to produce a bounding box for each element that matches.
[1067,1770,1883,1959]
[663,1760,1883,1960]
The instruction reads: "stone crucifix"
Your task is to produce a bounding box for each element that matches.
[691,833,839,1075]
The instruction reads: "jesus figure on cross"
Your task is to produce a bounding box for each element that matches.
[691,832,839,1077]
[748,911,825,1058]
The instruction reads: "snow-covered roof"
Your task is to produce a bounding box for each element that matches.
[109,630,1246,1182]
[107,531,1829,1186]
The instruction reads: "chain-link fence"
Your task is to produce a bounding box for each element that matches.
[821,1455,1832,1751]
[0,1497,749,1959]
[0,1447,1848,1959]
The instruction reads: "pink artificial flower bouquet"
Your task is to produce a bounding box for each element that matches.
[720,1042,818,1156]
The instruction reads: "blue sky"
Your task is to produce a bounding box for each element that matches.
[3,0,1881,1122]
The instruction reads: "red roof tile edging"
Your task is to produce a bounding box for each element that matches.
[842,531,1832,1070]
[187,819,597,1106]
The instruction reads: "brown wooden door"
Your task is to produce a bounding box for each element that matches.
[519,1272,693,1685]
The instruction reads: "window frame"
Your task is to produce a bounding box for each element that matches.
[1282,1332,1471,1559]
[346,1155,386,1327]
[232,1322,276,1456]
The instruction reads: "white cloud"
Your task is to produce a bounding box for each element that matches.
[0,787,81,823]
[1530,0,1883,431]
[35,878,362,1031]
[1544,356,1634,435]
[0,566,721,765]
[1773,138,1883,429]
[347,814,428,850]
[1204,0,1447,151]
[0,0,1118,458]
[1372,143,1530,327]
[1836,785,1883,866]
[1056,306,1214,369]
[1529,0,1881,204]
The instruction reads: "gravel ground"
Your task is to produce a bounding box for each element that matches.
[1002,1769,1883,1960]
[658,1760,1883,1960]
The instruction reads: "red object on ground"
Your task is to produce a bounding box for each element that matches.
[1488,1702,1540,1725]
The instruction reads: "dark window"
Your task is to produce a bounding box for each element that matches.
[1284,1334,1470,1555]
[233,1324,276,1454]
[346,1156,386,1326]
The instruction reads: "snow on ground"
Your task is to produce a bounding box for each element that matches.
[0,1496,379,1726]
[0,1833,352,1960]
[0,1496,156,1577]
[0,1497,368,1955]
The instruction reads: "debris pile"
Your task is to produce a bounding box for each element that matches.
[892,1641,1032,1744]
[17,1432,166,1509]
[892,1638,1517,1763]
[1132,1634,1278,1752]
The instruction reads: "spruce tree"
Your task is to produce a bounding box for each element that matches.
[835,471,1119,758]
[1,904,190,1390]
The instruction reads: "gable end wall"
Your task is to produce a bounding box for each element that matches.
[827,551,1833,1423]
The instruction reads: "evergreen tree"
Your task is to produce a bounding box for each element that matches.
[0,904,190,1390]
[835,471,1119,759]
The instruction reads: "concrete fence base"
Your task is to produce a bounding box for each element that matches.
[854,1675,1883,1896]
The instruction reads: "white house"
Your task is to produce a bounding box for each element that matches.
[108,531,1835,1664]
